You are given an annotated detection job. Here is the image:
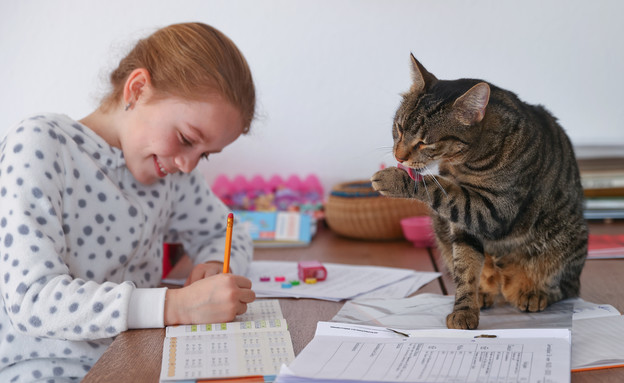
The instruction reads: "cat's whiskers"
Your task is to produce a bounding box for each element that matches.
[374,146,394,155]
[371,146,396,164]
[424,165,447,197]
[419,173,432,203]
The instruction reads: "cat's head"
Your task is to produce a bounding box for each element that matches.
[393,54,491,171]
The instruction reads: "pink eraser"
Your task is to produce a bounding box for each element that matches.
[297,261,327,281]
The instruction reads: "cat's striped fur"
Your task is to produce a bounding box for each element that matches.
[371,55,588,330]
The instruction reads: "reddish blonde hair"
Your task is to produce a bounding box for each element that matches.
[102,22,255,133]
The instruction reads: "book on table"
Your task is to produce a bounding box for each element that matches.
[234,210,313,247]
[159,299,294,382]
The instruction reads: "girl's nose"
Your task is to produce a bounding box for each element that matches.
[174,155,200,173]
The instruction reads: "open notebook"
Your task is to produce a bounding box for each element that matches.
[160,299,294,382]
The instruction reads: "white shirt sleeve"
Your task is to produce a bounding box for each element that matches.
[126,287,167,329]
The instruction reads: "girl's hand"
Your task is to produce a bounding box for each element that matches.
[164,273,255,325]
[184,261,225,286]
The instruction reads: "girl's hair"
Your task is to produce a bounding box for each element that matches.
[102,22,255,133]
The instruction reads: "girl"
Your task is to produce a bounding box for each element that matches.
[0,22,256,382]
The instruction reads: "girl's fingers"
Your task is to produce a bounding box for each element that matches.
[240,289,256,303]
[233,275,253,289]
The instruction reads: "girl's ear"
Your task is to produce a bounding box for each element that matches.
[452,82,490,125]
[123,68,153,107]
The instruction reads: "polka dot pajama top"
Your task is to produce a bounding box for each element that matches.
[0,114,253,382]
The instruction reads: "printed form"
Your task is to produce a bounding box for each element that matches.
[277,322,571,383]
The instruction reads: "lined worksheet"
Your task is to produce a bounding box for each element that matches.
[277,322,571,383]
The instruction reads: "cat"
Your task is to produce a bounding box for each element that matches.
[371,54,588,330]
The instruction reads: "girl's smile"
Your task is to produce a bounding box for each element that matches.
[154,155,169,177]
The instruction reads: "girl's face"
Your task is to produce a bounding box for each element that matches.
[120,95,243,185]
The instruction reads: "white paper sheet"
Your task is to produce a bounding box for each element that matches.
[331,294,624,372]
[354,272,441,299]
[276,322,571,383]
[249,261,434,301]
[332,293,575,330]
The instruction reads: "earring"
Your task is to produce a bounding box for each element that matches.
[124,102,132,111]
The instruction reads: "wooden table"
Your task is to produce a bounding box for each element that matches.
[83,221,624,382]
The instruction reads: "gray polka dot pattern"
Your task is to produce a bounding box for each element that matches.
[0,114,253,381]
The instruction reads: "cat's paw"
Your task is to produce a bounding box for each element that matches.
[446,309,480,330]
[371,167,414,198]
[516,291,548,312]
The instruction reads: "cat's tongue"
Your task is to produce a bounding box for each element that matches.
[397,163,421,181]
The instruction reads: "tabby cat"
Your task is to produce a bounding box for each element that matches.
[371,55,588,330]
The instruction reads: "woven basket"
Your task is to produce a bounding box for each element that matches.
[325,180,430,240]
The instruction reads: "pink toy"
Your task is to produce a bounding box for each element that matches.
[286,175,304,193]
[400,216,435,248]
[211,173,324,213]
[250,175,271,195]
[297,260,327,281]
[211,175,233,204]
[268,175,285,191]
[302,175,323,203]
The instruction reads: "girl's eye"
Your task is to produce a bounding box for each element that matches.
[179,133,192,146]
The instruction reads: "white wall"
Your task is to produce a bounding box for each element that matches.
[2,0,623,195]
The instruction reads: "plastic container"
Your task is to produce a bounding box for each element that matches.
[400,216,436,247]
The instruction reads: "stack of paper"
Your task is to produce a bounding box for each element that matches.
[276,322,571,383]
[330,293,624,372]
[248,261,440,301]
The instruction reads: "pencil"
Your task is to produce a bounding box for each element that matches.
[222,213,234,274]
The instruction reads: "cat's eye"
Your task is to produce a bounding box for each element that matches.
[413,142,424,150]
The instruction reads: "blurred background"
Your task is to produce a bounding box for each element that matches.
[1,0,623,195]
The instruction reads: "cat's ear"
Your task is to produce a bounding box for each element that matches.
[453,82,490,125]
[410,54,437,94]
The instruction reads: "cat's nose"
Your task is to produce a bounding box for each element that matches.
[395,155,408,163]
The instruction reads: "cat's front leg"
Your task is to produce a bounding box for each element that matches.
[446,230,485,330]
[371,167,417,198]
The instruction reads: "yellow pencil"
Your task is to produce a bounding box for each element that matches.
[222,213,234,274]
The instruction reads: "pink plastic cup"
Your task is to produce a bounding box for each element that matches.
[400,216,435,248]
